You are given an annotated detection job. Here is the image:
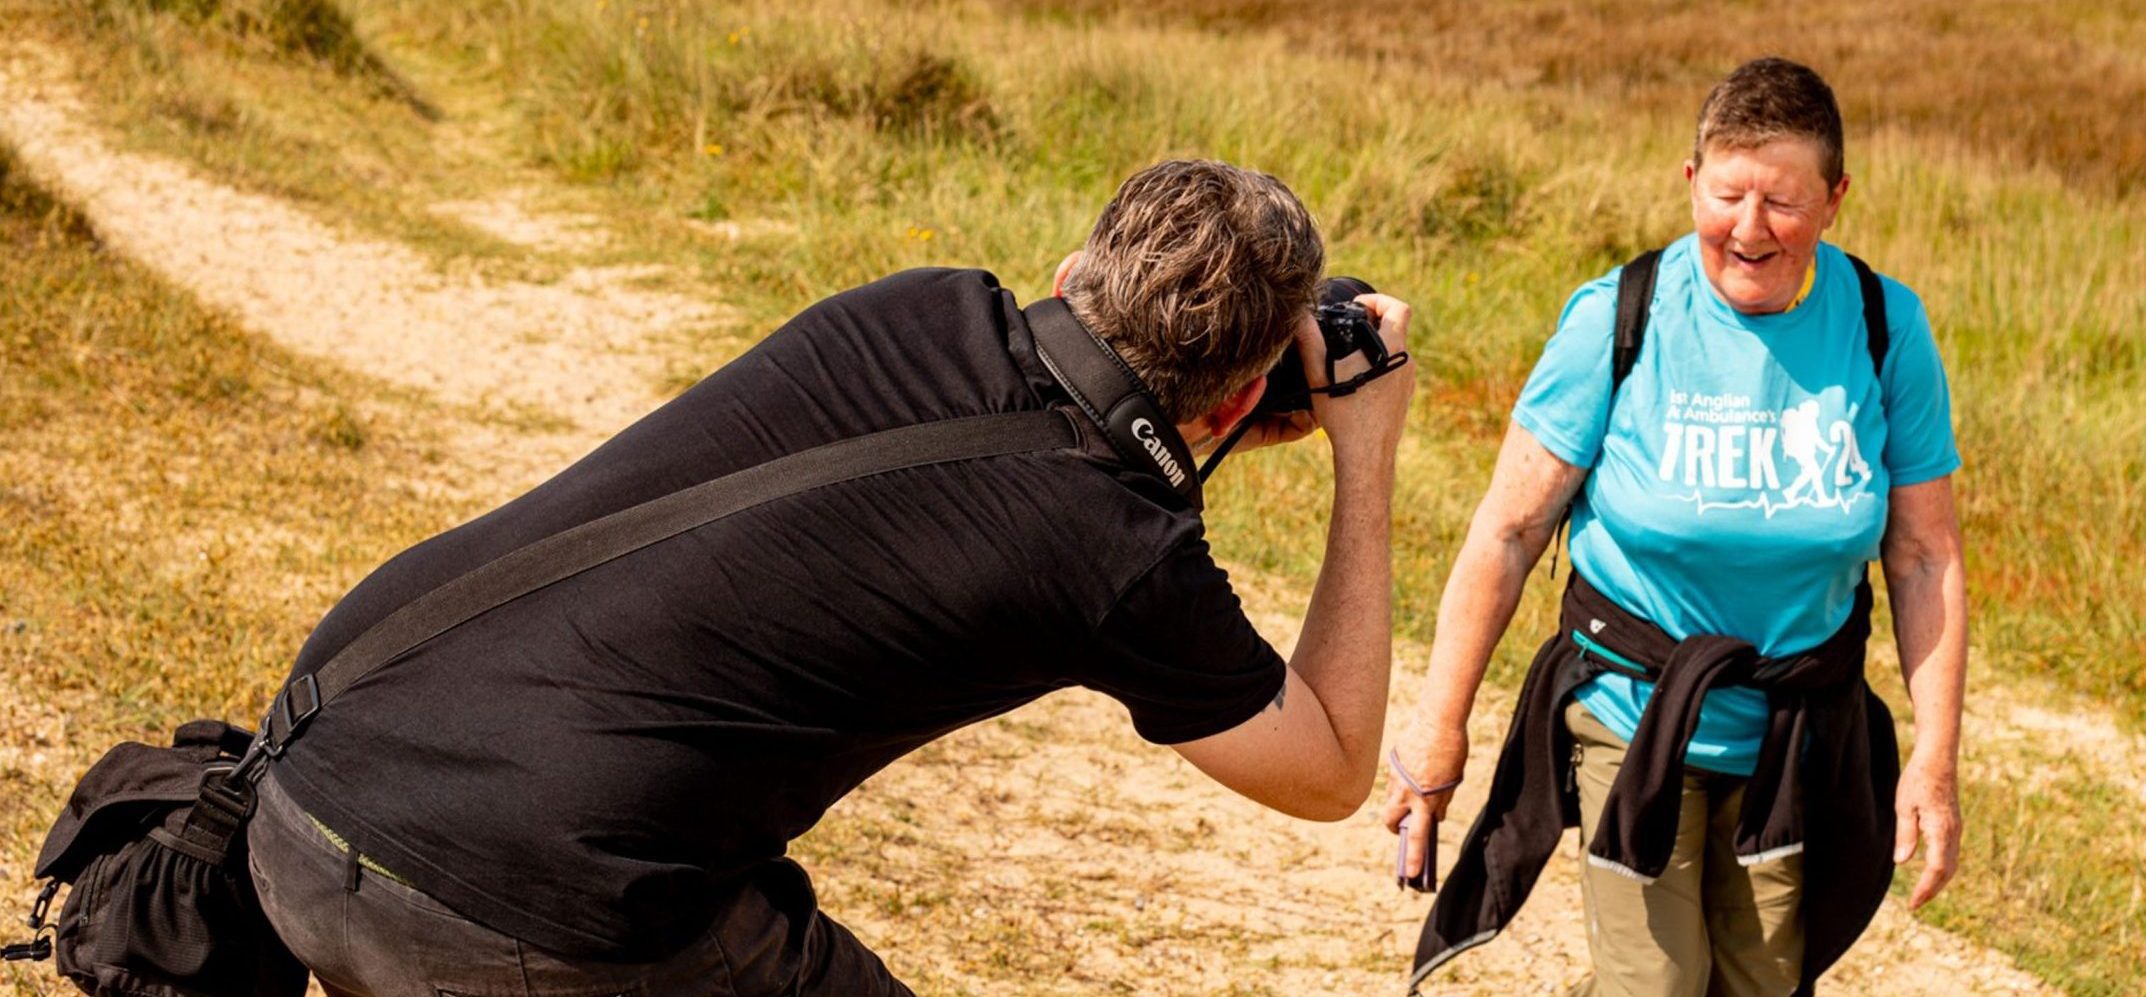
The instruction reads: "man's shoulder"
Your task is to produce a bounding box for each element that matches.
[818,267,1006,313]
[779,267,1019,365]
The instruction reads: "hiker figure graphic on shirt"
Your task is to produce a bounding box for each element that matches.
[1778,401,1832,506]
[1654,387,1875,517]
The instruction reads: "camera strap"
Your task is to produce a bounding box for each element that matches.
[240,410,1079,780]
[1025,297,1204,510]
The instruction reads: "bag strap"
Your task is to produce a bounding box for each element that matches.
[1548,249,1661,578]
[1847,252,1890,376]
[1611,249,1664,395]
[246,410,1076,768]
[1604,246,1888,393]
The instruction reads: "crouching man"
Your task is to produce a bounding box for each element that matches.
[246,159,1416,995]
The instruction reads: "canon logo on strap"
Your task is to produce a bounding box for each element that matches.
[1130,418,1187,487]
[1024,296,1201,508]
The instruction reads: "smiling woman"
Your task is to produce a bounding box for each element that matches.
[1386,57,1968,997]
[1685,59,1851,316]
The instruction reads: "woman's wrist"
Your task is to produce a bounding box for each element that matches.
[1410,713,1471,746]
[1905,737,1960,773]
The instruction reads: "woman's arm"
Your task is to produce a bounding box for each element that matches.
[1879,475,1967,909]
[1381,422,1587,877]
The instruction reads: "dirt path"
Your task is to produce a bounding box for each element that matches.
[0,46,2085,996]
[0,46,709,497]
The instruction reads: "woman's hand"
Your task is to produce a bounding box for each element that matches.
[1376,425,1586,884]
[1893,751,1961,909]
[1880,476,1967,912]
[1381,722,1469,880]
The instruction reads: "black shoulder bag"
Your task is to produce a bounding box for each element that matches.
[8,410,1075,996]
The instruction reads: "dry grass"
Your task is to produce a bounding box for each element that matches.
[0,141,464,945]
[0,147,436,719]
[1007,0,2146,197]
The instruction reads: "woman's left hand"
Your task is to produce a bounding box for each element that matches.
[1880,477,1967,912]
[1892,751,1961,909]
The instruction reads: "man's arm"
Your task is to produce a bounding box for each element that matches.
[1171,294,1414,821]
[1881,476,1967,909]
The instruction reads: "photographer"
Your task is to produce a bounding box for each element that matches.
[243,159,1415,995]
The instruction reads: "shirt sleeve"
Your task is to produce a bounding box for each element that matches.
[1081,537,1286,745]
[1876,278,1963,486]
[1511,274,1621,468]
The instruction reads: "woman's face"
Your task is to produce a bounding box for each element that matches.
[1686,138,1848,315]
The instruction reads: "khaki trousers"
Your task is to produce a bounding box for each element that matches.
[1565,700,1804,997]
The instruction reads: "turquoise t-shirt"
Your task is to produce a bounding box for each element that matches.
[1513,235,1961,774]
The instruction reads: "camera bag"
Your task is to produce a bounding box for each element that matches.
[8,409,1077,995]
[6,719,307,995]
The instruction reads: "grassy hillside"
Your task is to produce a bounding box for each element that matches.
[3,0,2143,990]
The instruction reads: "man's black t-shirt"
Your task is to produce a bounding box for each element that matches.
[272,268,1286,960]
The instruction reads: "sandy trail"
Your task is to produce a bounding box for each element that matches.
[0,47,710,497]
[0,46,2094,996]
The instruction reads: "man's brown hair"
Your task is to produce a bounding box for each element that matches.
[1693,57,1845,185]
[1062,159,1324,423]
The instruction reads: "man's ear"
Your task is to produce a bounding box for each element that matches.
[1201,375,1267,442]
[1052,251,1082,297]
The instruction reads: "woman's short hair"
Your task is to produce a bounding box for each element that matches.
[1063,159,1324,423]
[1693,57,1845,186]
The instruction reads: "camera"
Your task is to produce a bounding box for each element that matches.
[1254,276,1398,416]
[1194,275,1411,483]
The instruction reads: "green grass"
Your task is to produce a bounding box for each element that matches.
[1932,755,2146,994]
[4,0,2145,990]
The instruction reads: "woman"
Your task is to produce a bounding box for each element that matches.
[1384,58,1965,996]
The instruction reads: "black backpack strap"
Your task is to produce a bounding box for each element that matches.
[1611,249,1663,394]
[1846,253,1890,377]
[249,410,1077,765]
[1550,249,1662,578]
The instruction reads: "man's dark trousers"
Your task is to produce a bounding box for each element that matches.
[248,774,913,996]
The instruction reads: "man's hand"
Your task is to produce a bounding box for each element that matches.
[1170,293,1415,822]
[1380,721,1467,880]
[1222,297,1414,458]
[1309,294,1415,468]
[1223,409,1319,454]
[1894,750,1961,909]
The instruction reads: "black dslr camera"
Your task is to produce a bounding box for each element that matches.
[1254,276,1402,416]
[1197,276,1411,480]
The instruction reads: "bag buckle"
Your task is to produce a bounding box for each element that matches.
[25,880,56,931]
[262,673,322,758]
[2,881,58,963]
[0,936,51,962]
[196,764,257,824]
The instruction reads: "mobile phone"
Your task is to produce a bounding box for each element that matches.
[1396,814,1437,893]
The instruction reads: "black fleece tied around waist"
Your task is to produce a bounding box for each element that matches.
[1406,573,1899,996]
